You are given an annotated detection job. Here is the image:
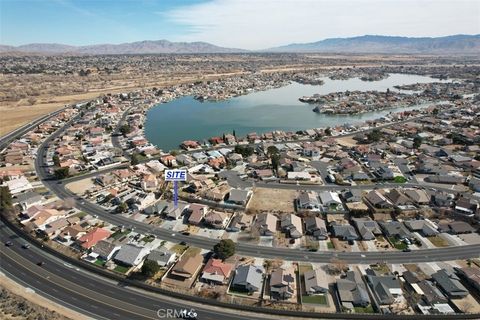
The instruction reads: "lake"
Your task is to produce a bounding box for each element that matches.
[145,73,448,151]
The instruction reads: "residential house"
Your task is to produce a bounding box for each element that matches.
[352,218,382,240]
[379,221,412,240]
[186,203,208,225]
[170,253,204,280]
[146,248,176,267]
[304,268,329,295]
[231,264,265,293]
[91,240,121,261]
[456,267,480,294]
[204,210,230,229]
[280,214,303,239]
[113,244,150,267]
[78,228,111,250]
[227,213,253,232]
[331,223,359,241]
[269,267,296,300]
[297,191,321,211]
[304,216,328,240]
[438,221,475,235]
[336,271,370,309]
[201,258,234,284]
[366,274,403,305]
[227,189,251,206]
[431,269,468,299]
[319,191,344,212]
[254,213,278,236]
[364,190,393,210]
[404,220,439,237]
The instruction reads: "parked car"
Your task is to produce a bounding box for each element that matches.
[22,243,31,249]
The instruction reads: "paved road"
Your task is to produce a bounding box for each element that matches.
[0,220,272,320]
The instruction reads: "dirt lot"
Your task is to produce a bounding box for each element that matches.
[335,136,358,147]
[0,275,88,320]
[65,178,96,195]
[246,187,296,214]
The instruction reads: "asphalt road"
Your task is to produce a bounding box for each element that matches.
[0,221,271,320]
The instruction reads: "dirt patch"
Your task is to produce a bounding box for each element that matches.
[0,275,88,320]
[246,187,296,214]
[65,178,95,195]
[335,136,358,147]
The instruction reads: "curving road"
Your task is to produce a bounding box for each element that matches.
[0,220,277,320]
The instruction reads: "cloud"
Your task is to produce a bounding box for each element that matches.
[164,0,480,49]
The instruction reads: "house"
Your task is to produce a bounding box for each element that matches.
[379,221,412,240]
[43,218,69,238]
[319,191,343,211]
[91,240,120,261]
[438,221,475,234]
[231,264,265,293]
[287,171,311,180]
[417,280,449,305]
[304,268,329,295]
[186,203,208,225]
[352,218,382,240]
[3,176,33,194]
[204,210,230,229]
[165,203,188,220]
[201,258,233,284]
[269,267,296,300]
[254,213,278,236]
[114,244,150,267]
[331,224,359,241]
[304,216,328,240]
[455,197,478,217]
[78,228,111,250]
[431,269,468,299]
[146,248,176,267]
[13,191,43,210]
[227,189,251,206]
[404,220,438,237]
[228,213,253,232]
[385,189,414,208]
[456,267,480,294]
[341,190,363,203]
[404,189,430,205]
[280,214,303,239]
[297,191,321,210]
[364,190,393,210]
[366,274,403,305]
[336,271,370,308]
[170,253,203,280]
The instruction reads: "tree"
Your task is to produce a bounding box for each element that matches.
[52,154,60,167]
[119,124,131,137]
[213,239,235,260]
[54,167,69,180]
[234,145,254,157]
[116,202,128,213]
[367,129,382,142]
[141,260,160,277]
[130,153,140,166]
[270,153,280,174]
[324,127,332,136]
[0,186,13,213]
[266,145,279,157]
[413,136,422,149]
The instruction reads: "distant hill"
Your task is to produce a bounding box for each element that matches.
[0,40,246,55]
[2,35,479,55]
[267,34,480,54]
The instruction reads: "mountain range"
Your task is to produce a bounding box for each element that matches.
[1,35,479,55]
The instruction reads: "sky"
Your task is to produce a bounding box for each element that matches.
[1,0,479,49]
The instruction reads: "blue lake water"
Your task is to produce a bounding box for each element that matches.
[145,73,448,151]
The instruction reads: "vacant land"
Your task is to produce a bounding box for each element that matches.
[0,275,88,320]
[247,187,296,213]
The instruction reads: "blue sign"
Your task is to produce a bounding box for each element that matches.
[165,170,187,207]
[165,169,187,181]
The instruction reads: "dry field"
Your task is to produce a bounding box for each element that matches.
[246,187,296,214]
